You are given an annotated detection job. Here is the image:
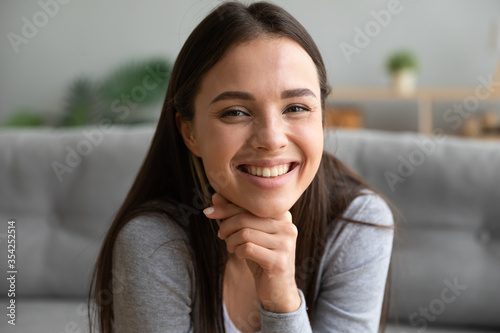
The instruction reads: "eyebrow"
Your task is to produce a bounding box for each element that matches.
[210,91,255,105]
[281,88,316,99]
[209,88,317,105]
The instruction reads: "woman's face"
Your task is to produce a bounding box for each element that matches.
[182,37,324,217]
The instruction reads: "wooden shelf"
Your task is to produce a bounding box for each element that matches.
[326,87,500,134]
[328,87,500,101]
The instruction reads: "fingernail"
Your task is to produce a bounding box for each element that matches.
[203,207,215,215]
[217,230,221,238]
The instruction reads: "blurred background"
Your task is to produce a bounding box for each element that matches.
[1,0,500,136]
[0,1,499,333]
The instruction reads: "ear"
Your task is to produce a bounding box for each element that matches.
[176,113,201,157]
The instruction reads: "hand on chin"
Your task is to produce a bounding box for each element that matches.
[203,192,301,313]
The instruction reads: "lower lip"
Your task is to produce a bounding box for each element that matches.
[235,164,298,190]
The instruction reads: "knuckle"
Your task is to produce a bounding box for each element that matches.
[273,259,287,274]
[241,242,255,256]
[283,222,298,237]
[240,228,252,241]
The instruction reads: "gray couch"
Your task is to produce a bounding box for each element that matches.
[0,125,498,333]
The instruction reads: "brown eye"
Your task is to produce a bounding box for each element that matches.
[221,110,248,117]
[284,105,309,113]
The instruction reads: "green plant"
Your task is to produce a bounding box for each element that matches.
[62,57,172,126]
[96,58,171,125]
[386,50,418,74]
[2,57,172,128]
[59,77,100,126]
[2,109,47,127]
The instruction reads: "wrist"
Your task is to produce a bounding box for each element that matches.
[262,288,301,313]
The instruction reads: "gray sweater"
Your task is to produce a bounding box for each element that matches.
[112,191,394,332]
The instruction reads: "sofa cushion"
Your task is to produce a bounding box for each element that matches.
[0,125,155,297]
[327,129,500,329]
[0,298,89,333]
[1,298,494,333]
[0,126,498,331]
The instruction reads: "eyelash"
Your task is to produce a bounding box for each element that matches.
[221,109,248,117]
[220,105,310,118]
[284,105,309,113]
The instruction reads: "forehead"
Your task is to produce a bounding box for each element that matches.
[196,36,320,101]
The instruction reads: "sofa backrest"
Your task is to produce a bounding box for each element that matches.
[0,125,154,297]
[0,126,498,329]
[327,129,500,329]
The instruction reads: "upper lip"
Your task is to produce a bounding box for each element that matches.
[236,159,298,168]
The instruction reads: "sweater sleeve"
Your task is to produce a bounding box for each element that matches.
[260,192,393,333]
[111,214,195,333]
[312,192,394,332]
[259,288,312,332]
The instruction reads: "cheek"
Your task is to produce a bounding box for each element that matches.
[197,128,242,188]
[295,121,324,165]
[201,154,230,194]
[312,129,324,161]
[305,136,324,181]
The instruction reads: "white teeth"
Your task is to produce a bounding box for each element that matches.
[244,164,291,178]
[263,168,271,177]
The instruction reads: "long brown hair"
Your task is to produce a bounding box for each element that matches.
[88,2,394,332]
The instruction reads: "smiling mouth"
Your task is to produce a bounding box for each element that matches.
[238,163,296,178]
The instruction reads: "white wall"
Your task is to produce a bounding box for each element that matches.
[1,0,500,130]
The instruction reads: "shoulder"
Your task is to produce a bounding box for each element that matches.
[324,190,394,274]
[113,213,193,267]
[342,189,394,227]
[117,213,189,244]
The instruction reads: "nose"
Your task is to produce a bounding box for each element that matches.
[250,113,288,152]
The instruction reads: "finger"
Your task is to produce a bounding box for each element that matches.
[223,228,283,253]
[203,193,245,220]
[211,192,230,206]
[233,243,286,272]
[219,214,297,241]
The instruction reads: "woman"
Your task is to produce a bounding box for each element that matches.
[89,2,394,332]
